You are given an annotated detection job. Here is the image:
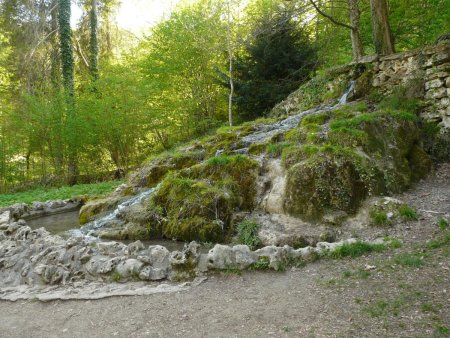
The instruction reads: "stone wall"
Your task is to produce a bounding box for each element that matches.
[270,40,450,128]
[358,40,450,127]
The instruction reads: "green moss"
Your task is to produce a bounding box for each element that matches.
[378,85,424,114]
[186,155,259,210]
[266,142,292,157]
[151,155,258,242]
[300,112,331,126]
[284,148,368,221]
[153,177,232,242]
[248,143,267,155]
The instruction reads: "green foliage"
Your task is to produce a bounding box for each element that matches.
[234,6,317,119]
[139,0,228,144]
[251,256,270,270]
[0,181,121,207]
[236,219,261,250]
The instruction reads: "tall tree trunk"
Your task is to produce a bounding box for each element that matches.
[89,0,99,81]
[227,0,234,127]
[50,0,64,176]
[348,0,364,61]
[58,0,78,185]
[370,0,395,55]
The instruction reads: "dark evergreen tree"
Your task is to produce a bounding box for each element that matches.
[234,9,317,120]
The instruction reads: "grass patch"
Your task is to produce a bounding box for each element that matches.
[437,217,449,230]
[266,142,292,157]
[251,256,270,270]
[426,233,450,249]
[343,269,371,279]
[371,211,389,226]
[394,253,424,267]
[398,205,418,221]
[326,241,386,259]
[236,219,261,250]
[434,325,449,337]
[0,181,122,207]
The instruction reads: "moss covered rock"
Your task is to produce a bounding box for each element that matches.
[284,148,368,221]
[128,150,205,188]
[151,155,259,242]
[282,105,432,223]
[79,196,122,225]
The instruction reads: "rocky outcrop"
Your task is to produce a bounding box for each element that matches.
[0,198,83,222]
[0,208,395,289]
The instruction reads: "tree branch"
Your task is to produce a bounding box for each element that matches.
[308,0,354,30]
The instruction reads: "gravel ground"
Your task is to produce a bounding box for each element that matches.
[0,165,449,338]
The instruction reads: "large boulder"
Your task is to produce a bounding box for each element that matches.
[282,108,431,223]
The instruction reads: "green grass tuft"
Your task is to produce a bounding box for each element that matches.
[437,217,449,230]
[399,205,418,221]
[394,253,424,267]
[327,241,386,259]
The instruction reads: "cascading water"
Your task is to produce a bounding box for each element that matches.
[68,186,158,238]
[338,80,355,105]
[240,81,356,148]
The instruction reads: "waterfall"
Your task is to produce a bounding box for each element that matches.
[338,80,355,105]
[68,186,158,238]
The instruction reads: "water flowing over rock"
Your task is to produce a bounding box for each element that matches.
[74,187,158,238]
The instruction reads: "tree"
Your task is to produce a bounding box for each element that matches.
[309,0,364,61]
[369,0,395,55]
[234,7,317,119]
[58,0,78,184]
[89,0,99,81]
[139,0,228,147]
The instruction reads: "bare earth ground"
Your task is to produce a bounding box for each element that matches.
[0,165,449,338]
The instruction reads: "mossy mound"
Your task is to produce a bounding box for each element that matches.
[128,150,205,188]
[151,155,259,242]
[79,196,122,225]
[284,147,368,221]
[282,103,432,222]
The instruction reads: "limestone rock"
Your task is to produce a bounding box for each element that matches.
[425,87,447,99]
[115,259,144,278]
[425,79,444,90]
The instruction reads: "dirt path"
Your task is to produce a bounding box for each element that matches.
[1,165,449,338]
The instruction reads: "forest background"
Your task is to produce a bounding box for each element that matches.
[0,0,448,192]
